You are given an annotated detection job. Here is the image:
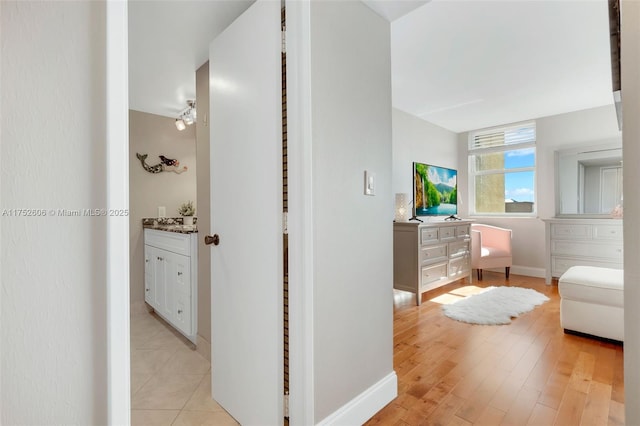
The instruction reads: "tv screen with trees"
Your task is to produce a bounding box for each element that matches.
[413,162,458,217]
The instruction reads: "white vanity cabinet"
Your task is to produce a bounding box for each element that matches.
[543,218,623,284]
[144,228,198,343]
[394,220,472,305]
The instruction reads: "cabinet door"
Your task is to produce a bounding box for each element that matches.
[171,253,191,297]
[144,245,156,307]
[172,293,192,336]
[153,250,170,318]
[164,252,192,334]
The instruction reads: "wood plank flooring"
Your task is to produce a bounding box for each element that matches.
[365,272,624,426]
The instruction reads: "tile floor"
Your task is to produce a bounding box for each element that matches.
[130,311,238,426]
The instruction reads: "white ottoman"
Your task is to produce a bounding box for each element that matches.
[558,266,624,342]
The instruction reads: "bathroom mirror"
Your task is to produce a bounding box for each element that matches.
[556,141,622,216]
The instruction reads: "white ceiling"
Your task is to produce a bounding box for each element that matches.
[128,0,254,118]
[391,0,614,132]
[129,0,615,133]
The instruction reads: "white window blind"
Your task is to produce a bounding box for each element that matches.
[470,122,536,151]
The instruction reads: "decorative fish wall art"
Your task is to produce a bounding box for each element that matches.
[136,153,188,174]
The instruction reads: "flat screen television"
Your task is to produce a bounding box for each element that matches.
[413,162,458,218]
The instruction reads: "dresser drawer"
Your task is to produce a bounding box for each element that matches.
[420,228,439,245]
[449,240,469,258]
[551,240,623,260]
[449,255,470,277]
[144,229,192,256]
[439,226,456,241]
[551,224,592,239]
[455,225,470,238]
[421,263,448,287]
[593,225,623,240]
[552,256,623,277]
[421,243,448,265]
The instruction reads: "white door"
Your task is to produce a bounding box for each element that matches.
[209,1,283,424]
[600,166,623,213]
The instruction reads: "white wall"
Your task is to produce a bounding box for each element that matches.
[129,110,197,306]
[622,1,640,423]
[1,2,109,423]
[457,105,621,276]
[309,1,395,422]
[392,108,458,196]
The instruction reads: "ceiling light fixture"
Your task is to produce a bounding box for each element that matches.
[175,100,196,131]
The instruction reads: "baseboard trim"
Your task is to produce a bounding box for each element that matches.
[510,265,546,279]
[317,371,397,426]
[483,265,546,279]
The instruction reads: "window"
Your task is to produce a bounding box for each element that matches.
[468,122,536,215]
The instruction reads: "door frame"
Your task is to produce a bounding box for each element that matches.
[106,0,131,424]
[285,1,315,423]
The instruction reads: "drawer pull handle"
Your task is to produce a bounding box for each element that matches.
[178,272,183,276]
[145,288,149,292]
[177,309,183,314]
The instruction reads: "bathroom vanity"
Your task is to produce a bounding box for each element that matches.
[143,222,198,343]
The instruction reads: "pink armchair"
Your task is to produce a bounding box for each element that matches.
[470,224,512,280]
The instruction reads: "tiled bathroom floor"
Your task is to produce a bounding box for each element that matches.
[130,311,238,426]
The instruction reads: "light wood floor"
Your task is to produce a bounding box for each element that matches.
[366,272,624,426]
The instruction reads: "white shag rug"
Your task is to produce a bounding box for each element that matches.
[442,286,550,325]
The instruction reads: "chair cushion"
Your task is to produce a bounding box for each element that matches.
[559,266,623,308]
[481,246,511,258]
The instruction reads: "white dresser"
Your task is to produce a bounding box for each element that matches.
[144,228,198,343]
[543,218,623,284]
[393,220,472,305]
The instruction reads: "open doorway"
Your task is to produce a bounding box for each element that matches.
[126,2,253,423]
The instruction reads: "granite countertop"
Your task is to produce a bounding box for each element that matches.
[142,217,198,234]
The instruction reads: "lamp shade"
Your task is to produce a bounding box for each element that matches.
[175,118,186,131]
[395,193,410,222]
